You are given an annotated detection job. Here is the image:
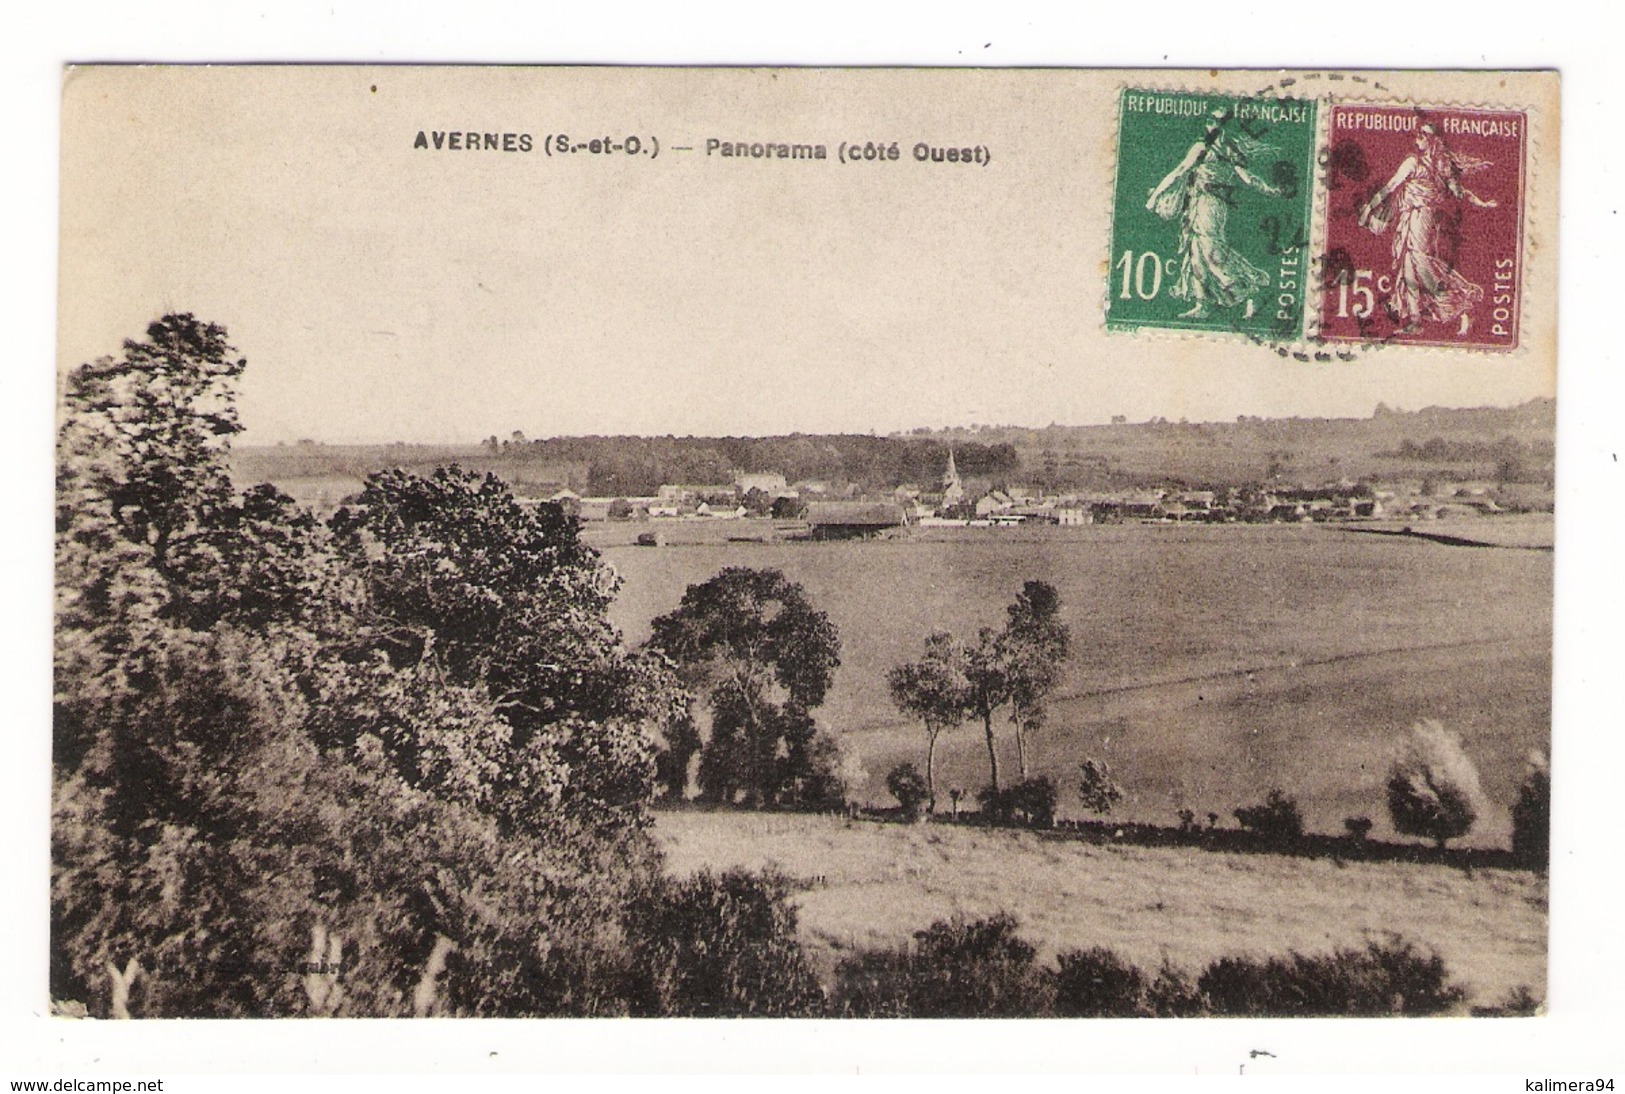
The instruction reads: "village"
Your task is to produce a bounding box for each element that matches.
[529,449,1528,540]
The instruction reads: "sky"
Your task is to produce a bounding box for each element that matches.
[57,66,1557,445]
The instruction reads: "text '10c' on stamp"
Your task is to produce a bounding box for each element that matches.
[1108,89,1318,341]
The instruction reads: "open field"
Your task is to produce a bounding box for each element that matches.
[653,808,1547,1009]
[605,522,1552,845]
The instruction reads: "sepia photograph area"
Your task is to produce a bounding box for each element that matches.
[52,66,1555,1020]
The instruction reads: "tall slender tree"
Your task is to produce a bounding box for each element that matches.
[887,632,970,812]
[1002,580,1072,781]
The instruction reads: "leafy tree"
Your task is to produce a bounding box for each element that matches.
[740,487,774,516]
[1002,581,1071,781]
[885,763,930,821]
[1386,720,1488,850]
[652,712,703,799]
[962,626,1014,790]
[648,568,841,807]
[54,315,681,1016]
[56,314,243,579]
[1510,750,1550,869]
[1077,757,1125,816]
[770,494,807,520]
[887,632,970,811]
[328,466,687,841]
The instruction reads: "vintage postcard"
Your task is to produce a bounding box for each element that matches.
[52,66,1556,1024]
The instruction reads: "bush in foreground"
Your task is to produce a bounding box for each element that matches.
[835,913,1050,1017]
[1197,935,1465,1017]
[834,915,1467,1018]
[1049,946,1150,1017]
[622,868,824,1017]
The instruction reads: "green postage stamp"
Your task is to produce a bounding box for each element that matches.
[1108,89,1318,339]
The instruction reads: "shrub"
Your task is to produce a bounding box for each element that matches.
[886,763,930,821]
[1050,946,1149,1017]
[622,868,825,1017]
[1145,961,1207,1017]
[1198,935,1465,1017]
[1233,789,1305,844]
[829,947,918,1018]
[1510,750,1550,869]
[1387,720,1487,849]
[834,913,1050,1017]
[1077,757,1125,816]
[1498,985,1542,1016]
[786,727,862,810]
[978,777,1057,828]
[1343,816,1374,843]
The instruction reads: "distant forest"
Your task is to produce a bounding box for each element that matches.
[483,434,1021,497]
[235,399,1556,503]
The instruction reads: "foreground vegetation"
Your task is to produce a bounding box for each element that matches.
[654,809,1547,1010]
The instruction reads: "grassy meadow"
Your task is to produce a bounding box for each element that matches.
[653,808,1547,1009]
[602,522,1552,846]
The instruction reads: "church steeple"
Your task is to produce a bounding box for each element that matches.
[941,449,964,506]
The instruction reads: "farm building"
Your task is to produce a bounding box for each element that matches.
[805,500,911,540]
[735,471,789,495]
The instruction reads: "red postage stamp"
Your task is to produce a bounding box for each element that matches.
[1318,103,1526,350]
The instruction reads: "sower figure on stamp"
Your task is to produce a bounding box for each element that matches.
[1146,110,1283,320]
[1358,123,1497,336]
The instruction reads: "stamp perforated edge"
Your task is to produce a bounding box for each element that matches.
[1308,100,1530,352]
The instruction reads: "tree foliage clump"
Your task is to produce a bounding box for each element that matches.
[1077,757,1125,816]
[1510,750,1550,869]
[1233,789,1305,845]
[1048,946,1153,1017]
[978,777,1058,829]
[53,315,684,1016]
[1386,720,1488,850]
[832,917,1467,1018]
[885,763,930,821]
[647,567,843,808]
